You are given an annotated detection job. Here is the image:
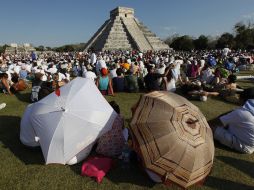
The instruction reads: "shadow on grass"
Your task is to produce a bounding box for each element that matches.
[70,158,155,188]
[217,156,254,178]
[14,92,31,103]
[204,176,254,190]
[106,160,155,188]
[0,115,44,165]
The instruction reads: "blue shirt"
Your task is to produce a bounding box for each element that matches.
[99,76,109,91]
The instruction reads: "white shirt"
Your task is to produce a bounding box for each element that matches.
[164,77,176,92]
[222,48,231,57]
[14,65,21,74]
[110,69,117,78]
[95,59,107,74]
[90,53,97,65]
[220,100,254,152]
[83,71,97,81]
[47,67,58,74]
[172,60,182,81]
[58,72,66,81]
[200,59,205,68]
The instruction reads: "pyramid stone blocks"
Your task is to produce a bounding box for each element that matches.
[84,7,169,52]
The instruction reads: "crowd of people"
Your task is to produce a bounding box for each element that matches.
[0,49,253,98]
[0,48,254,154]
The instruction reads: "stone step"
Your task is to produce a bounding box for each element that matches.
[108,32,128,37]
[107,37,129,41]
[110,27,124,31]
[121,17,153,51]
[105,39,131,43]
[103,45,132,49]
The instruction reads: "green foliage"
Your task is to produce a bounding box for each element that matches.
[170,35,194,51]
[193,35,209,50]
[53,43,86,52]
[0,44,10,54]
[216,33,235,49]
[165,21,254,50]
[0,46,3,54]
[35,45,45,51]
[234,22,254,50]
[164,34,179,46]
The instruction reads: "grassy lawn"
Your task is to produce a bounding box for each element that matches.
[0,74,253,190]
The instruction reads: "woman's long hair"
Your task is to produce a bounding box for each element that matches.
[166,68,173,82]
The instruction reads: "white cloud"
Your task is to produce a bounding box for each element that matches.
[162,26,177,31]
[242,12,254,19]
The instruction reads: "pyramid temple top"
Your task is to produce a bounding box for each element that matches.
[110,7,134,19]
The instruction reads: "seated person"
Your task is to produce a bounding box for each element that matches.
[10,73,27,93]
[211,68,222,86]
[0,73,12,95]
[96,68,114,96]
[112,68,125,92]
[96,101,125,157]
[162,67,176,92]
[144,65,169,92]
[124,70,139,93]
[213,88,254,154]
[181,80,219,101]
[213,74,242,103]
[19,64,28,80]
[52,73,67,90]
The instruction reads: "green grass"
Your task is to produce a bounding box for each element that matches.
[0,74,253,190]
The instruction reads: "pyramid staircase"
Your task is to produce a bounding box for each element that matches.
[121,17,153,51]
[136,19,169,51]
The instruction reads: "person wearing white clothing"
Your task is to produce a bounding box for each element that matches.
[222,47,231,57]
[171,60,183,83]
[95,58,107,75]
[47,65,58,74]
[83,71,97,81]
[213,88,254,154]
[90,53,97,66]
[162,68,176,92]
[110,67,117,79]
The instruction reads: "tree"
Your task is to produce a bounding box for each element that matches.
[46,46,52,51]
[0,44,9,54]
[206,36,217,50]
[216,33,235,49]
[35,45,45,51]
[234,22,254,50]
[170,35,194,51]
[193,35,208,50]
[234,22,246,35]
[54,45,75,52]
[164,34,179,46]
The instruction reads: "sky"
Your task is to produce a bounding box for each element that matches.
[0,0,254,47]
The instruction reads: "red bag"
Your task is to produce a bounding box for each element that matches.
[81,157,113,183]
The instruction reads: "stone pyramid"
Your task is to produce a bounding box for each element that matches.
[84,7,169,52]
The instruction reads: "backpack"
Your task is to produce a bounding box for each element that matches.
[31,86,41,102]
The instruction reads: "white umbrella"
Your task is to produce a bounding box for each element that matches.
[20,104,40,147]
[28,77,117,164]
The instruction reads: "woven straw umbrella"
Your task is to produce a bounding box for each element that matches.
[130,91,214,188]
